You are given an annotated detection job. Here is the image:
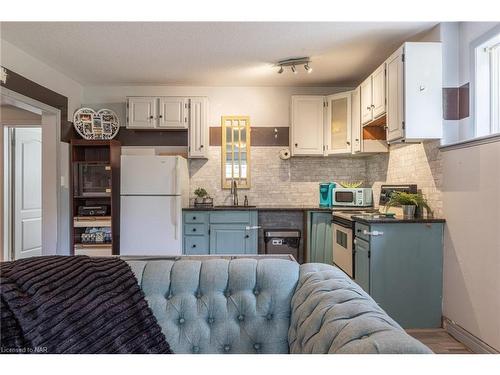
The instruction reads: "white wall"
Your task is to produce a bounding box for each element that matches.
[441,141,500,351]
[83,86,349,127]
[440,22,500,352]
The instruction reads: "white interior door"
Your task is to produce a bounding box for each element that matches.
[13,128,42,259]
[120,195,181,256]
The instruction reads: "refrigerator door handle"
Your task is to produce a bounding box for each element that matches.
[173,196,178,240]
[175,157,179,194]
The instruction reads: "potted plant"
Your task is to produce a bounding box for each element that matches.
[385,191,432,218]
[194,188,208,204]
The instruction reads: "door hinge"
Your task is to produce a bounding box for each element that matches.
[208,229,211,235]
[368,250,371,258]
[126,102,129,109]
[401,54,405,62]
[402,121,405,129]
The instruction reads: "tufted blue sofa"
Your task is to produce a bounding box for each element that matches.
[126,257,431,354]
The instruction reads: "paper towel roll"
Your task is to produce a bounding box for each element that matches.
[279,148,291,160]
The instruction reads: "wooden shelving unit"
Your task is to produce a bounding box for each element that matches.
[70,140,121,256]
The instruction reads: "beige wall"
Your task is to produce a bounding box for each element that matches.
[441,141,500,351]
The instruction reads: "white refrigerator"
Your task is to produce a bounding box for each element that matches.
[120,155,189,256]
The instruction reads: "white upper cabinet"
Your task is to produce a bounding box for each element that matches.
[188,98,208,158]
[371,64,386,118]
[351,87,362,153]
[158,97,188,129]
[291,96,325,156]
[127,97,157,129]
[325,92,352,155]
[360,77,373,125]
[386,42,443,143]
[361,63,386,125]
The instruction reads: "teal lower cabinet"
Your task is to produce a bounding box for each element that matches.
[307,211,333,264]
[182,210,258,255]
[354,221,444,329]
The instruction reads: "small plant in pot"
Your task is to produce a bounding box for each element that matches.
[385,191,432,218]
[194,188,208,204]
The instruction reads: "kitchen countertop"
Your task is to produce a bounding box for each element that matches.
[352,215,445,224]
[183,206,368,212]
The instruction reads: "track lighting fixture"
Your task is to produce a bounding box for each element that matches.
[275,57,312,75]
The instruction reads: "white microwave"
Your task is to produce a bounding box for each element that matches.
[332,188,373,207]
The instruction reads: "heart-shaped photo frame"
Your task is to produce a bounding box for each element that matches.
[73,107,120,140]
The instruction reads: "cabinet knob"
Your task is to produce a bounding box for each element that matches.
[355,139,359,141]
[371,104,375,108]
[346,141,351,145]
[192,228,197,232]
[295,143,298,147]
[158,115,163,119]
[366,106,371,110]
[193,216,196,220]
[192,244,197,248]
[149,115,154,119]
[245,235,249,238]
[200,145,204,148]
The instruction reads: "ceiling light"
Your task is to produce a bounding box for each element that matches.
[275,57,311,75]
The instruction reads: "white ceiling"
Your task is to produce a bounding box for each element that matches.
[0,22,437,87]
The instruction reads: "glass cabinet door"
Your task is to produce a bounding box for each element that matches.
[325,92,352,154]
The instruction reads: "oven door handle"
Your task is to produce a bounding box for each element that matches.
[363,230,384,236]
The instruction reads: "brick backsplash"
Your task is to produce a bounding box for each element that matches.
[189,147,366,207]
[189,142,443,217]
[366,140,443,218]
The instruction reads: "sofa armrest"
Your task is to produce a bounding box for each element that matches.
[288,264,432,354]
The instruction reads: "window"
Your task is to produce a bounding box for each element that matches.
[474,29,500,137]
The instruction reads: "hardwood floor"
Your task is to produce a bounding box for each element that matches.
[406,328,473,354]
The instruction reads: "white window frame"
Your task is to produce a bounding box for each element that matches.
[471,25,500,138]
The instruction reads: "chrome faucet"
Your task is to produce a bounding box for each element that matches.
[230,180,238,206]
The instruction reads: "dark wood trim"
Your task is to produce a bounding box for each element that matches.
[116,128,188,146]
[210,126,289,146]
[443,83,469,121]
[0,67,73,140]
[363,125,387,140]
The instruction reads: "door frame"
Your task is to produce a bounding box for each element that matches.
[1,87,61,261]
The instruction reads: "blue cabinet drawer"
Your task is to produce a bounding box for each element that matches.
[210,211,251,224]
[184,212,208,224]
[355,222,371,242]
[184,223,206,236]
[184,236,209,255]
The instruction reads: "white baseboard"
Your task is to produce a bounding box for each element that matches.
[443,317,499,354]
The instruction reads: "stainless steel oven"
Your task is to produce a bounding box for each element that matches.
[332,216,354,277]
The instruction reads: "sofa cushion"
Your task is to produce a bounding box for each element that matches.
[288,263,432,354]
[127,258,299,354]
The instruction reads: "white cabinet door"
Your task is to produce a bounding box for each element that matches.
[351,87,362,153]
[188,98,208,158]
[291,96,325,155]
[386,46,405,142]
[158,97,188,129]
[127,97,157,128]
[360,77,373,125]
[325,92,352,154]
[371,63,386,119]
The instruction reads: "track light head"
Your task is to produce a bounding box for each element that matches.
[278,66,284,74]
[291,65,297,74]
[304,64,312,73]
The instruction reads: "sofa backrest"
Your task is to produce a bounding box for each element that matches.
[127,258,299,354]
